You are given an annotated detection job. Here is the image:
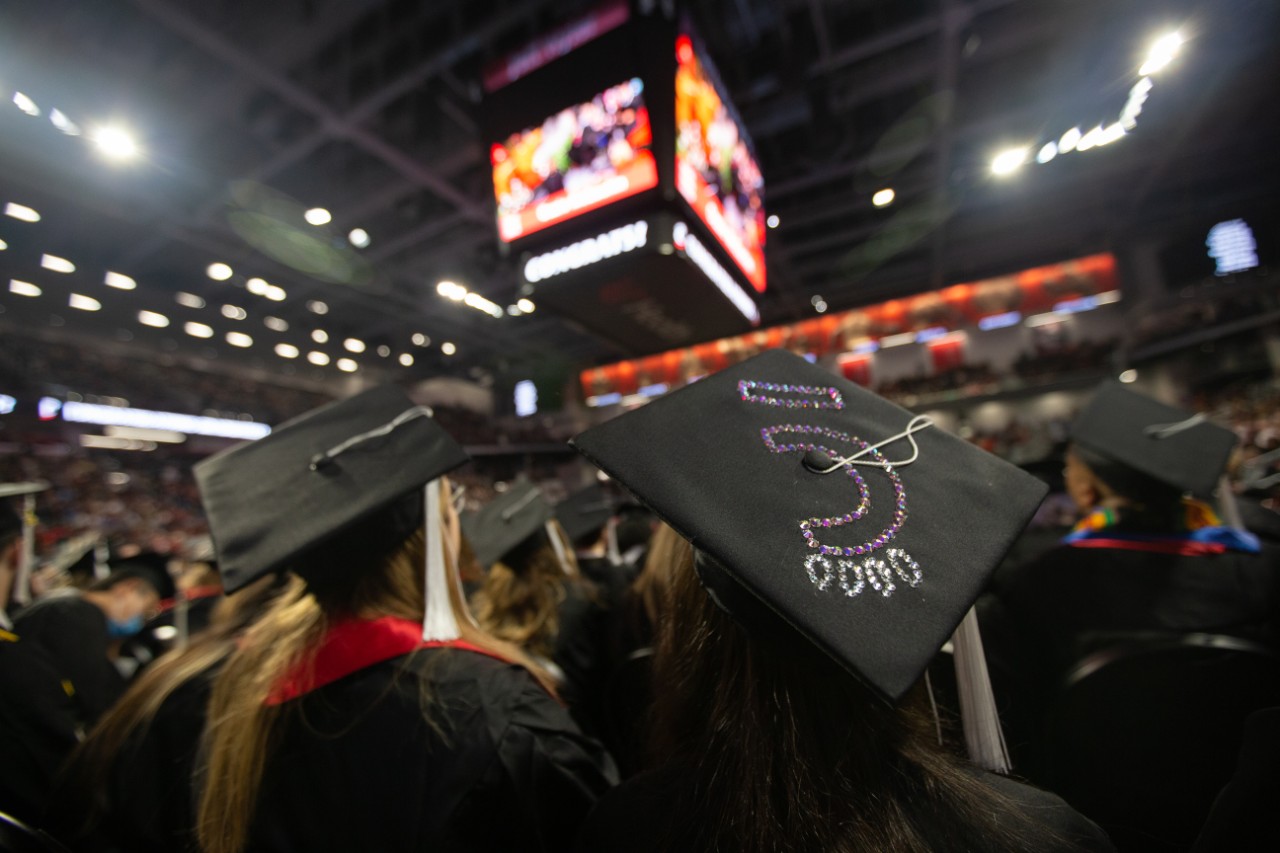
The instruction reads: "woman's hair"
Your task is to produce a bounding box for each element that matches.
[627,522,688,641]
[59,571,294,837]
[648,541,1063,853]
[197,480,552,853]
[471,518,592,660]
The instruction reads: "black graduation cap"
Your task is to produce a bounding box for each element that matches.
[1071,381,1236,496]
[571,349,1047,703]
[107,552,177,601]
[556,484,618,543]
[461,477,553,568]
[194,386,469,594]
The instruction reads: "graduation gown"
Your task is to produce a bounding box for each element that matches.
[573,762,1114,852]
[248,620,617,852]
[0,628,82,825]
[12,595,126,725]
[47,665,215,853]
[984,540,1280,680]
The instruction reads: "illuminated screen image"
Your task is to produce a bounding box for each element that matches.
[675,34,766,292]
[492,78,658,243]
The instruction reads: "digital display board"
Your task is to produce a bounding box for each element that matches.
[675,33,767,292]
[492,77,658,243]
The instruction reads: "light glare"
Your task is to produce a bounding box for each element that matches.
[40,254,75,274]
[307,300,328,314]
[9,280,41,297]
[343,338,366,353]
[1036,142,1058,164]
[175,292,206,309]
[4,202,40,223]
[138,310,170,328]
[307,351,330,366]
[264,316,288,332]
[872,188,895,207]
[441,342,456,355]
[516,298,535,313]
[206,262,233,281]
[1140,32,1183,76]
[90,126,140,161]
[398,353,414,367]
[304,207,332,226]
[766,214,780,229]
[275,343,300,359]
[348,228,370,248]
[221,305,247,321]
[226,332,253,348]
[104,271,137,290]
[336,358,357,372]
[69,293,101,312]
[991,147,1029,176]
[246,277,269,295]
[184,322,214,338]
[311,329,329,343]
[12,92,40,117]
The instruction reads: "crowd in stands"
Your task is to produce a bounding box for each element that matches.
[0,337,334,426]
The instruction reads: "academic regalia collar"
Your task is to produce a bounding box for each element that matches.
[265,616,510,706]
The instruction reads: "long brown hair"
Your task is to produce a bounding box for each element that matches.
[58,573,293,837]
[649,543,1065,853]
[197,481,551,853]
[471,518,592,660]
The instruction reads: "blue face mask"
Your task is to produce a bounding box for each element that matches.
[107,614,144,638]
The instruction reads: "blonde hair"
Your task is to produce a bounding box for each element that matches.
[197,482,551,853]
[631,522,689,630]
[471,519,584,660]
[59,573,293,839]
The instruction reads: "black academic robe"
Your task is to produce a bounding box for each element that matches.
[573,762,1115,852]
[246,646,617,852]
[47,666,215,853]
[551,580,614,735]
[0,629,82,825]
[13,596,126,725]
[983,541,1280,681]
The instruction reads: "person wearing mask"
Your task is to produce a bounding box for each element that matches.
[467,479,610,732]
[13,555,174,726]
[190,386,614,853]
[570,350,1112,852]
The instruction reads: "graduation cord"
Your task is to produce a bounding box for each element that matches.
[1143,412,1206,439]
[811,415,936,474]
[309,406,435,470]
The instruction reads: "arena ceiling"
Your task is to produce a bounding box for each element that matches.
[0,0,1276,395]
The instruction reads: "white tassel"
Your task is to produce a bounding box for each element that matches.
[13,493,37,606]
[546,521,572,575]
[605,516,622,565]
[422,480,461,642]
[951,606,1010,773]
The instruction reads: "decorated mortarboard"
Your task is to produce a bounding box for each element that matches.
[556,484,618,543]
[571,349,1047,703]
[1071,382,1236,497]
[195,385,469,596]
[461,477,554,568]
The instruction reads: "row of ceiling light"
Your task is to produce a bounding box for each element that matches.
[6,87,379,252]
[990,31,1183,177]
[2,201,458,367]
[436,279,536,318]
